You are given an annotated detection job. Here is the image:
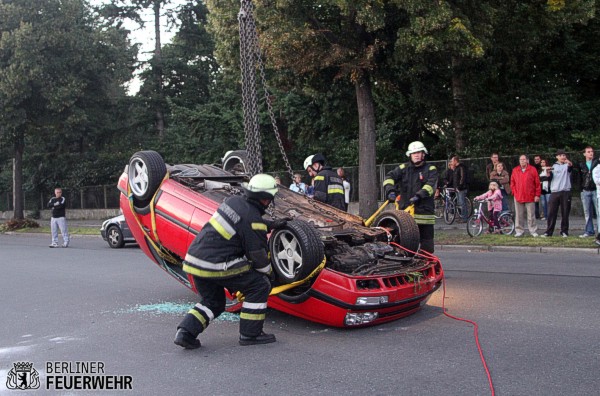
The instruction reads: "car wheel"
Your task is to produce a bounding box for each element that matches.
[107,226,125,248]
[269,220,324,284]
[222,150,249,174]
[372,210,420,255]
[128,151,167,206]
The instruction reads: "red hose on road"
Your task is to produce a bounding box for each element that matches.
[390,242,495,396]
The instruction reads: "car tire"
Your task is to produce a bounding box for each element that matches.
[372,210,420,255]
[269,220,324,284]
[222,150,249,174]
[107,225,125,248]
[128,151,167,207]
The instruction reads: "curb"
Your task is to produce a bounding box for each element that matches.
[438,244,600,254]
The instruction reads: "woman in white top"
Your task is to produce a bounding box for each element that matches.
[538,158,551,220]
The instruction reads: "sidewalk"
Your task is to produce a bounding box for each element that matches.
[10,213,600,254]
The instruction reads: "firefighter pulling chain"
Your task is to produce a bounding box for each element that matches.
[238,0,294,180]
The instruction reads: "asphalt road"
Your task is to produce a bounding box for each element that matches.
[1,234,599,395]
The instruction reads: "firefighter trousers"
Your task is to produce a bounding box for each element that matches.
[178,269,272,338]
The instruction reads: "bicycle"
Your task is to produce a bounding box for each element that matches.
[434,187,472,225]
[467,199,515,237]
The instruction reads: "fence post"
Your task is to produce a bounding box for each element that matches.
[80,190,84,209]
[103,185,108,209]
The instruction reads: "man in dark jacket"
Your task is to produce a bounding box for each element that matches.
[174,174,287,349]
[450,155,469,222]
[577,146,599,237]
[303,153,346,211]
[47,188,69,248]
[383,141,438,253]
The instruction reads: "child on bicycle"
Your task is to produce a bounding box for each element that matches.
[475,181,503,233]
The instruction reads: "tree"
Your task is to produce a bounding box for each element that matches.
[0,0,136,218]
[99,0,175,138]
[206,0,413,217]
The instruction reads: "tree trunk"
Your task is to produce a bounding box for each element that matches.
[355,73,378,218]
[451,55,466,153]
[154,0,165,138]
[13,135,24,220]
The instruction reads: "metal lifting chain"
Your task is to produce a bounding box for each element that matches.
[238,0,294,180]
[239,0,262,176]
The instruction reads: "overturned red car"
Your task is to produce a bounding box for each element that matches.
[118,150,443,327]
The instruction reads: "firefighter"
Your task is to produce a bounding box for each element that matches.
[303,153,346,211]
[174,174,287,349]
[383,141,438,253]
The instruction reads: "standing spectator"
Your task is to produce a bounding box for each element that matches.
[533,155,543,219]
[592,162,600,246]
[510,155,541,237]
[489,162,511,212]
[533,155,543,171]
[475,181,503,233]
[443,160,455,188]
[450,155,469,222]
[542,150,573,237]
[47,187,69,248]
[289,173,307,194]
[383,141,438,253]
[337,167,351,212]
[486,153,500,180]
[577,146,598,238]
[539,158,551,220]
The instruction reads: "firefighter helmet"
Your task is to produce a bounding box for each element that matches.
[304,153,326,170]
[405,141,428,157]
[244,174,278,201]
[303,155,315,170]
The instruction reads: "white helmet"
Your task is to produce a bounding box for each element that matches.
[303,155,315,170]
[406,141,428,157]
[245,174,278,199]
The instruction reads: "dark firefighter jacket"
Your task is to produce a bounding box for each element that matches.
[313,166,346,211]
[47,197,66,218]
[183,195,272,279]
[383,161,438,225]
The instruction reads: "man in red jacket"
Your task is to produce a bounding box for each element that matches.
[510,155,541,237]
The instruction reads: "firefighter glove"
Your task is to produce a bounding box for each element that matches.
[387,190,397,203]
[409,196,420,204]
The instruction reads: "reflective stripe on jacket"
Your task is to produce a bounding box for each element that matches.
[183,196,271,278]
[313,167,346,210]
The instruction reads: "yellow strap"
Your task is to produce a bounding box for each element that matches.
[364,201,390,227]
[235,256,327,301]
[127,172,179,266]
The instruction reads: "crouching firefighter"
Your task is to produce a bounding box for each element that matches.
[174,174,288,349]
[383,141,438,253]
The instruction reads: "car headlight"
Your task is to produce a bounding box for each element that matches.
[344,312,379,326]
[356,296,388,305]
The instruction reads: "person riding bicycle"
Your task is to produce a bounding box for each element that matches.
[383,141,438,253]
[474,181,503,233]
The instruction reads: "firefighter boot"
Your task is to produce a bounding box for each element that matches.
[239,331,276,346]
[174,328,201,349]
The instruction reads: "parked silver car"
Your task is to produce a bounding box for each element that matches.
[100,214,135,248]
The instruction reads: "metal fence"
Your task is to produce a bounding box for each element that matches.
[0,185,121,212]
[1,151,592,212]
